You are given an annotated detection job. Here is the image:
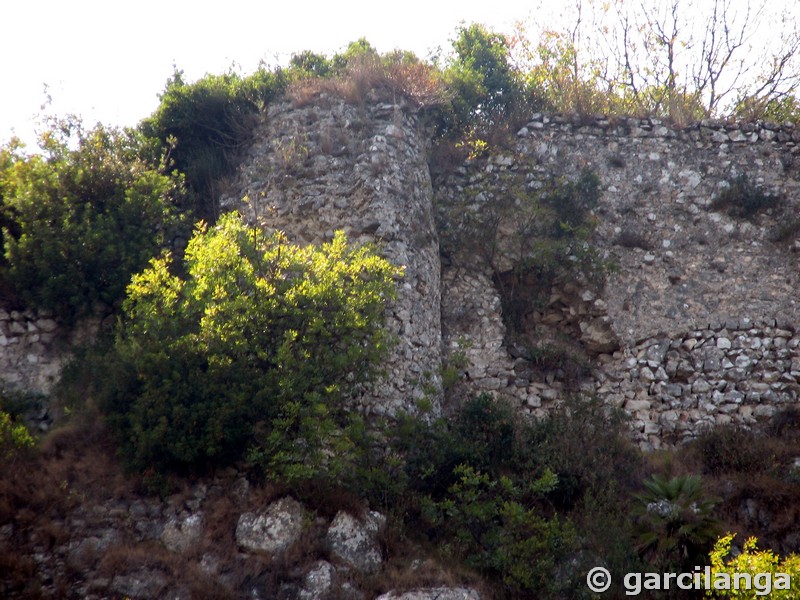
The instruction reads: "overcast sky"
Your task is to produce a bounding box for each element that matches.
[2,0,545,148]
[4,0,795,149]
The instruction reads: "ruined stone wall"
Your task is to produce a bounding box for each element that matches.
[436,113,800,445]
[0,308,102,431]
[3,101,800,445]
[221,95,443,417]
[0,309,64,394]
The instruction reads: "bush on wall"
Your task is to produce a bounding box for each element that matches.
[103,212,401,477]
[140,68,287,221]
[439,168,608,331]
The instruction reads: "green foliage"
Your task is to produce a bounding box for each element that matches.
[104,212,401,476]
[0,386,45,421]
[140,68,287,220]
[0,409,35,462]
[0,122,183,321]
[425,463,576,596]
[331,38,379,72]
[289,51,334,78]
[288,40,381,84]
[711,174,783,220]
[634,474,719,572]
[707,534,800,599]
[360,394,642,597]
[383,396,581,596]
[526,396,640,511]
[439,24,533,136]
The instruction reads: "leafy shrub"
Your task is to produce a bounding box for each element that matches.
[140,68,287,220]
[708,534,800,599]
[366,394,642,597]
[380,395,581,596]
[0,409,34,462]
[439,168,608,332]
[382,394,522,503]
[711,174,783,220]
[103,212,401,477]
[525,395,641,511]
[423,463,577,597]
[0,123,183,321]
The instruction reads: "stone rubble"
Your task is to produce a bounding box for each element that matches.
[325,510,386,574]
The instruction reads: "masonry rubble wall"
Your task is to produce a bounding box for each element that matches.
[435,113,800,445]
[3,104,800,445]
[0,308,64,395]
[220,96,444,417]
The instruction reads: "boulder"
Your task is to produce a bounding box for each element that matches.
[236,497,305,555]
[326,510,385,574]
[579,318,620,354]
[161,512,203,553]
[299,560,335,600]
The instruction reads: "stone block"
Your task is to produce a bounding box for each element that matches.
[236,497,306,556]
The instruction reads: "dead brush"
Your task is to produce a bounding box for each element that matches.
[382,60,451,109]
[287,54,448,109]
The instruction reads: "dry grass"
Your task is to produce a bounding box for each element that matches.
[287,55,450,109]
[649,417,800,555]
[0,414,134,598]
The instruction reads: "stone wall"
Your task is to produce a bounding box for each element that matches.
[598,322,800,449]
[0,308,102,430]
[435,113,800,444]
[0,309,66,395]
[3,101,800,445]
[220,95,443,417]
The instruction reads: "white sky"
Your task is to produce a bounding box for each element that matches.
[1,0,542,148]
[3,1,795,149]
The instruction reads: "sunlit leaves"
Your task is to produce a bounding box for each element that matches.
[109,212,401,476]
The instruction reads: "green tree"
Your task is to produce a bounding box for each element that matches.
[331,38,379,72]
[289,50,334,78]
[442,24,526,133]
[105,212,401,477]
[0,122,183,321]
